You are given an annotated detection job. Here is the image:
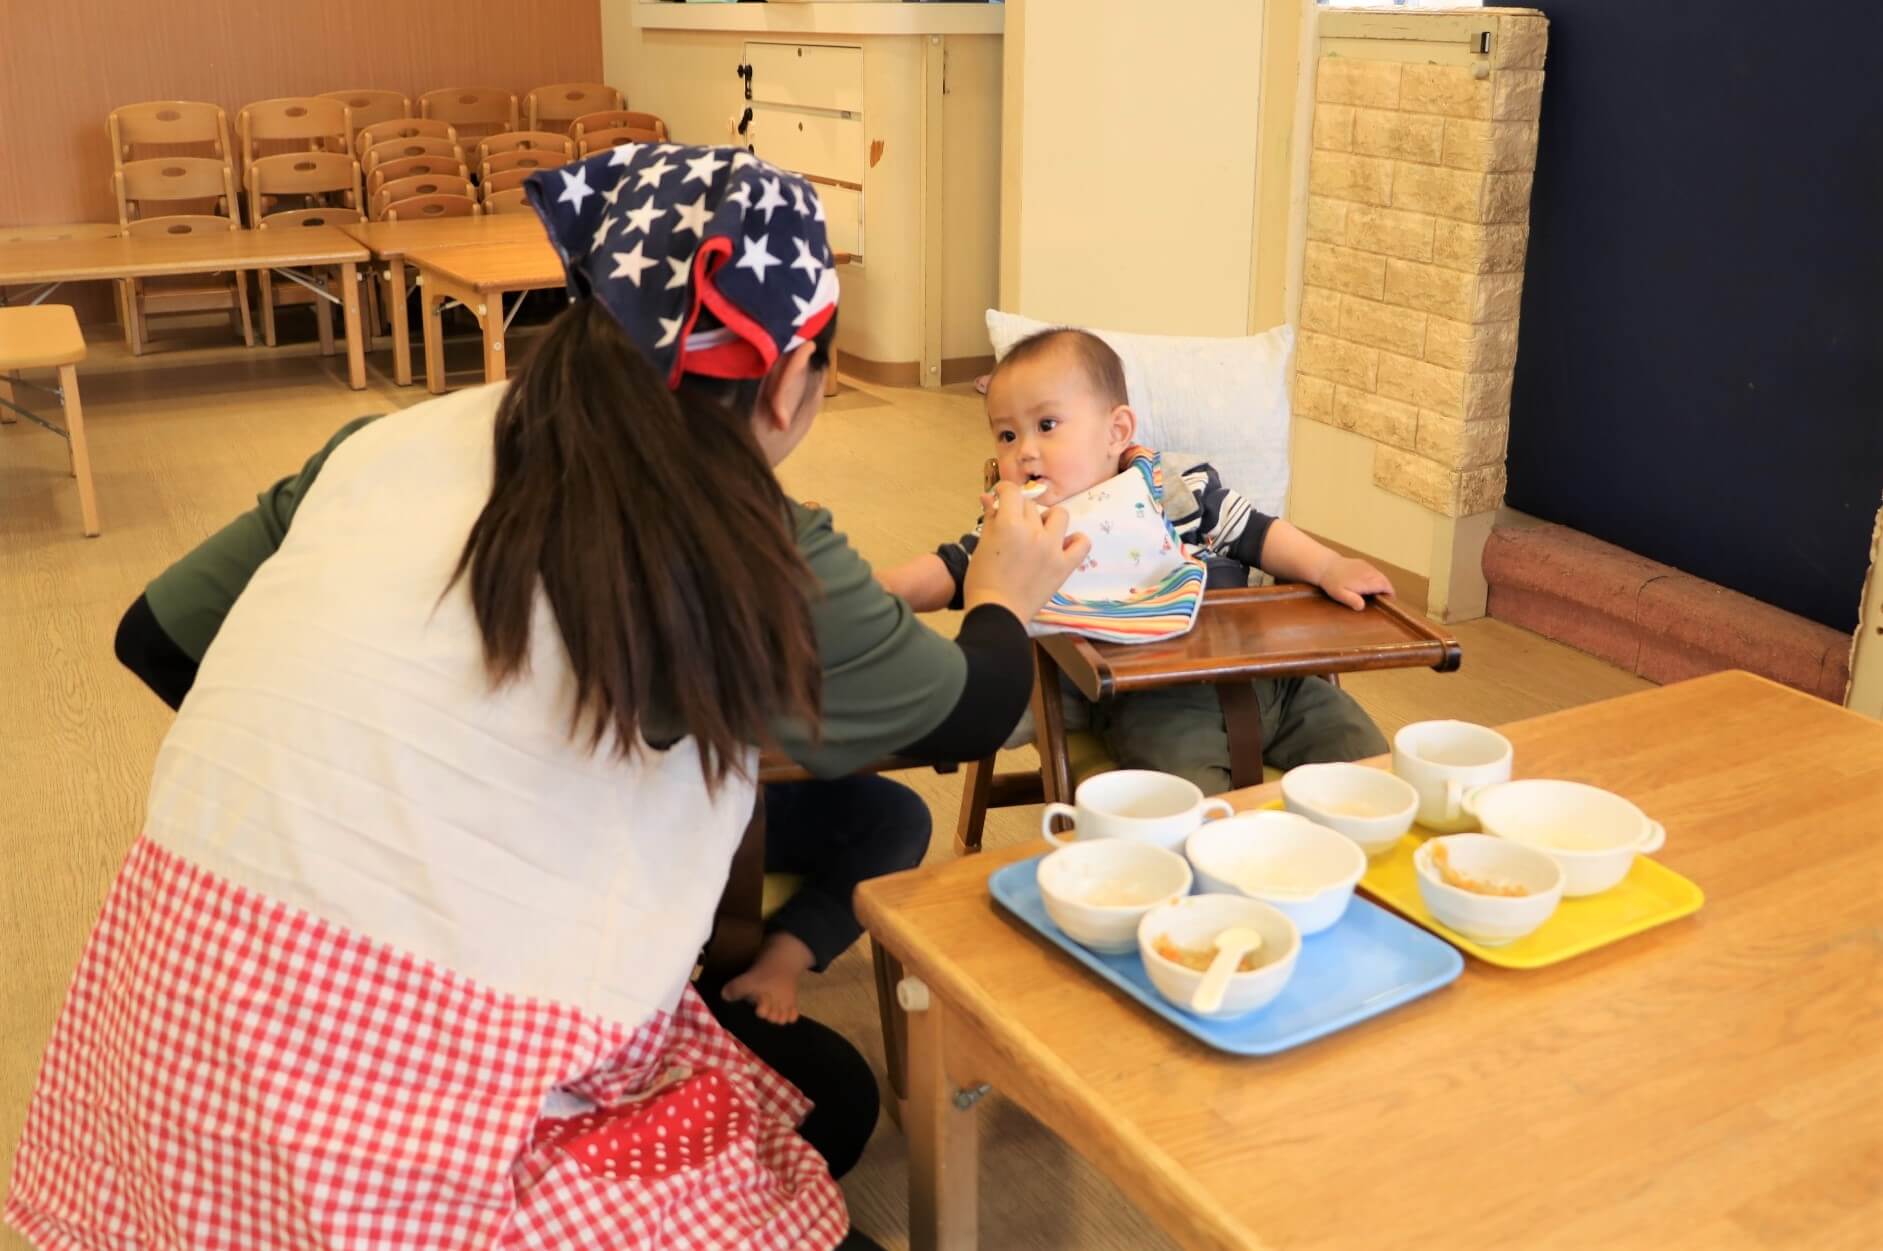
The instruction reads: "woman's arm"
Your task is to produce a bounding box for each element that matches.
[876,553,957,612]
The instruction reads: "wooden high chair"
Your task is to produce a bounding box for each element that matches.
[569,109,667,146]
[481,187,529,214]
[525,82,623,133]
[355,119,459,160]
[480,148,568,181]
[236,97,348,198]
[575,128,650,159]
[419,87,517,149]
[382,194,479,223]
[108,101,232,167]
[111,157,252,353]
[320,89,410,154]
[245,152,364,352]
[362,137,464,179]
[366,156,469,199]
[477,131,575,164]
[370,174,476,221]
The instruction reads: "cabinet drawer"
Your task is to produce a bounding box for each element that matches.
[815,182,863,260]
[744,42,863,115]
[750,106,864,186]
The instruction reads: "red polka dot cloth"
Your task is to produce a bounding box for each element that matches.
[5,838,848,1250]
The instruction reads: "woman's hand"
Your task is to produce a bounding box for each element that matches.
[961,483,1091,622]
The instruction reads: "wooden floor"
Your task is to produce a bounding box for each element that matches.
[0,324,1650,1250]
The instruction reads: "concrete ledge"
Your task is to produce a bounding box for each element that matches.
[1483,523,1850,702]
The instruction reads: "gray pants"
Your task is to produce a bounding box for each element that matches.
[1028,675,1388,798]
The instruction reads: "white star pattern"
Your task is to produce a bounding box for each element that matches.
[609,241,659,286]
[790,236,824,282]
[670,194,710,237]
[656,314,684,348]
[791,181,808,216]
[600,176,629,208]
[666,253,692,290]
[726,180,753,210]
[622,195,662,236]
[754,177,789,223]
[790,293,817,325]
[608,143,642,168]
[636,156,676,189]
[735,233,780,283]
[683,150,728,185]
[731,151,757,170]
[558,166,594,213]
[589,214,618,253]
[813,193,826,223]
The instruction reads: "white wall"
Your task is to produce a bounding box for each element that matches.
[1001,0,1267,336]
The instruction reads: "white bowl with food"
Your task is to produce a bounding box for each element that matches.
[1036,838,1194,954]
[1461,779,1666,896]
[1413,834,1564,946]
[1137,894,1301,1019]
[1281,762,1420,856]
[1184,811,1367,935]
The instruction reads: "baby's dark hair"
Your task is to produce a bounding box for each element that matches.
[993,327,1129,408]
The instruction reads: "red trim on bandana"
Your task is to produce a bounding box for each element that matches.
[686,238,778,382]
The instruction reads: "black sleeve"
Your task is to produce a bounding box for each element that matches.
[935,530,980,612]
[114,594,200,711]
[894,603,1034,761]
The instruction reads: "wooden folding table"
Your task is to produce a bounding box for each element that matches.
[0,228,372,390]
[407,237,564,393]
[338,215,548,386]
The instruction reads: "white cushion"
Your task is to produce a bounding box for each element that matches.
[985,310,1295,519]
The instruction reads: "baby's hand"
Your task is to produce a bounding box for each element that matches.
[1319,557,1394,611]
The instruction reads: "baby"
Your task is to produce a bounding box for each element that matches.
[878,327,1392,793]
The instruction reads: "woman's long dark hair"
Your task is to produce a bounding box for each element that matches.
[450,298,830,789]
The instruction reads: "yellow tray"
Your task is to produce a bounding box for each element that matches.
[1258,802,1705,969]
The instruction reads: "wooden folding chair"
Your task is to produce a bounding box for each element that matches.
[419,87,518,148]
[525,82,622,133]
[321,89,411,154]
[477,131,575,165]
[245,152,364,352]
[370,174,475,221]
[383,193,480,222]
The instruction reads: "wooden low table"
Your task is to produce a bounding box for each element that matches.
[0,228,371,390]
[337,215,547,387]
[1036,586,1460,796]
[407,237,564,393]
[858,672,1883,1251]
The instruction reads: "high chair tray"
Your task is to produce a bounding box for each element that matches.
[1357,829,1705,969]
[988,856,1463,1056]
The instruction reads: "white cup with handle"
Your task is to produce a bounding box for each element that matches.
[1040,770,1235,851]
[1391,720,1514,832]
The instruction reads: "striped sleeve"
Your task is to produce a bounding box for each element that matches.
[1185,461,1277,571]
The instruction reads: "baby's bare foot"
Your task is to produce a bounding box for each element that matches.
[721,933,816,1026]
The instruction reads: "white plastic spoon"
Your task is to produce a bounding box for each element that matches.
[1190,926,1264,1015]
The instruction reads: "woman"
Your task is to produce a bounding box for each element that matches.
[8,145,1085,1250]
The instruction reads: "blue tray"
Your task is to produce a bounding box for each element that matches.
[988,855,1464,1056]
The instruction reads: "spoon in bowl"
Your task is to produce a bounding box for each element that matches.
[1190,926,1264,1014]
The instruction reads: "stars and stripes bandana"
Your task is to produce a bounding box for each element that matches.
[526,143,839,388]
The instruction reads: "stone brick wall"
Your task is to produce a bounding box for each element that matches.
[1295,10,1547,519]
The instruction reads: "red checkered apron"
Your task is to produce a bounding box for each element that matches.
[6,838,849,1250]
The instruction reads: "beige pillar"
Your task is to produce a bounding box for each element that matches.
[1291,8,1547,620]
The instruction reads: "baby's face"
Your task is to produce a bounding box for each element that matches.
[985,351,1131,508]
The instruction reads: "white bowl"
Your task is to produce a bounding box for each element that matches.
[1184,811,1366,935]
[1281,763,1420,856]
[1462,779,1666,897]
[1137,894,1301,1019]
[1413,834,1564,946]
[1037,839,1194,954]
